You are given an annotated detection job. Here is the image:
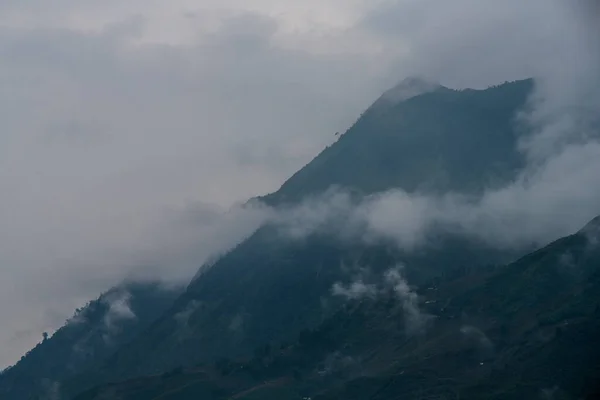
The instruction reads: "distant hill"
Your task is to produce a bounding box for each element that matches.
[73,216,600,400]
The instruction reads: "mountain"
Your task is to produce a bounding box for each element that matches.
[2,77,580,400]
[72,216,600,399]
[0,282,182,400]
[54,79,539,397]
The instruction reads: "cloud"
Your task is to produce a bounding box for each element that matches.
[353,142,600,250]
[355,192,439,250]
[272,147,600,251]
[128,201,272,283]
[101,290,136,344]
[332,281,378,300]
[384,267,432,335]
[102,291,136,328]
[271,189,356,240]
[360,0,596,89]
[332,265,431,335]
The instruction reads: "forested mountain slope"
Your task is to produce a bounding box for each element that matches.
[74,216,600,400]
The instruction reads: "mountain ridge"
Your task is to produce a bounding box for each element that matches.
[260,78,533,205]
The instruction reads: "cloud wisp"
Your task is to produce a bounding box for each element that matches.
[332,265,432,335]
[101,290,136,345]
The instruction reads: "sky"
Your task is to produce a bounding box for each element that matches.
[0,0,598,368]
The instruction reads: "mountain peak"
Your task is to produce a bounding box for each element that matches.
[376,76,443,105]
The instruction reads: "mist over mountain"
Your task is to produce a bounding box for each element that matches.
[1,1,600,400]
[1,0,598,365]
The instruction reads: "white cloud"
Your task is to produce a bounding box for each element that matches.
[356,192,439,250]
[101,290,136,344]
[384,267,432,335]
[332,265,431,335]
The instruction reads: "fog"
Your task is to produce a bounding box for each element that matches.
[0,0,598,367]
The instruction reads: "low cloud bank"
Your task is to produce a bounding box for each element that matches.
[272,142,600,251]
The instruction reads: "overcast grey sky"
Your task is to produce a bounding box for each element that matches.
[0,0,596,368]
